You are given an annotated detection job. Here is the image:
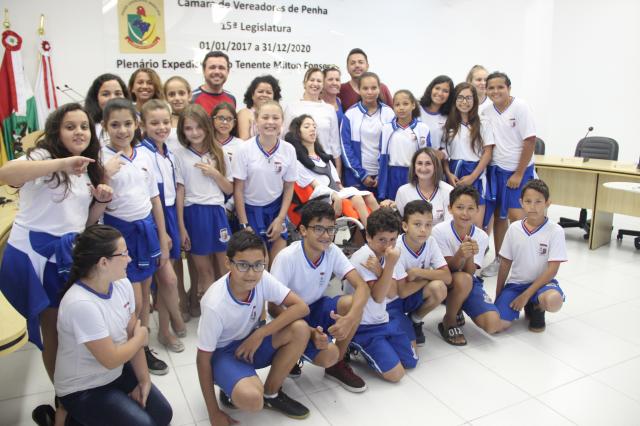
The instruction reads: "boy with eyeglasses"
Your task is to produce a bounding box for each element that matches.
[196,231,311,423]
[269,201,371,393]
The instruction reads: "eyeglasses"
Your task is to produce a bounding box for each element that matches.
[230,260,267,272]
[213,116,235,123]
[308,224,338,237]
[107,249,129,258]
[456,95,474,103]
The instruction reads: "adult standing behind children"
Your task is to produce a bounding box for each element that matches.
[192,51,236,115]
[339,48,393,110]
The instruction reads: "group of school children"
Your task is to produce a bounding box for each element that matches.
[0,47,568,425]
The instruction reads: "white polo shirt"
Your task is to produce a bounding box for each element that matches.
[139,139,177,207]
[232,137,297,206]
[397,234,448,272]
[420,107,447,149]
[500,218,568,284]
[395,181,453,224]
[483,97,536,171]
[12,148,93,235]
[443,120,495,162]
[271,240,354,305]
[219,136,243,164]
[197,272,291,351]
[173,144,232,207]
[380,119,430,167]
[432,219,488,269]
[344,244,407,326]
[54,279,135,397]
[102,145,157,222]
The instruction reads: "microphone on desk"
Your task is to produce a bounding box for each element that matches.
[583,126,594,140]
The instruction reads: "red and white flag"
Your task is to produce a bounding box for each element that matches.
[34,37,58,129]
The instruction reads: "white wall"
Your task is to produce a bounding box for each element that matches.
[2,0,637,162]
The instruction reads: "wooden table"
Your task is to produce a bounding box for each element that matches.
[534,155,640,249]
[0,185,26,355]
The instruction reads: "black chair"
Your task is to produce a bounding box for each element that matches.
[558,137,619,239]
[534,137,546,155]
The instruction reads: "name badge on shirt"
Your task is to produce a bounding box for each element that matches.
[273,160,283,174]
[509,118,517,128]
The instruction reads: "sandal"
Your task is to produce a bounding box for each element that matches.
[456,310,466,327]
[438,322,467,346]
[158,333,185,353]
[171,320,187,338]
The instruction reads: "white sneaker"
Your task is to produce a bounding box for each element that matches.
[481,258,500,277]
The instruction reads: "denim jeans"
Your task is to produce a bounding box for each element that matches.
[59,362,172,426]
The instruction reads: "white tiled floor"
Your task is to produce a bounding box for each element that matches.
[2,206,640,425]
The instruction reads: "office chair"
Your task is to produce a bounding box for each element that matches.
[558,136,619,240]
[534,137,545,155]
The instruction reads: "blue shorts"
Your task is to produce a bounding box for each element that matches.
[245,197,288,249]
[211,335,277,397]
[302,296,339,362]
[163,204,181,260]
[495,280,565,321]
[184,204,231,256]
[351,322,418,373]
[386,291,424,341]
[378,165,408,201]
[461,276,499,319]
[485,164,535,221]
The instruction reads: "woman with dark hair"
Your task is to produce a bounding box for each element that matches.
[419,75,455,151]
[84,73,130,146]
[0,103,113,423]
[286,114,377,226]
[284,67,342,175]
[54,224,173,425]
[236,74,281,140]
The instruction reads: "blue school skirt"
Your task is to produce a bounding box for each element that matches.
[183,204,230,256]
[103,213,160,283]
[245,197,288,248]
[448,159,488,205]
[0,224,76,349]
[379,166,409,201]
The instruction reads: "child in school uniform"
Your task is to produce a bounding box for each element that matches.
[0,103,112,424]
[394,147,453,224]
[54,225,173,426]
[211,102,242,164]
[269,201,371,393]
[284,67,342,174]
[482,71,537,278]
[389,200,451,347]
[196,231,311,422]
[84,74,130,146]
[347,208,418,383]
[442,82,495,228]
[419,75,455,151]
[139,100,187,353]
[378,90,430,201]
[163,75,192,152]
[432,185,503,346]
[100,98,171,375]
[286,114,379,227]
[232,100,297,265]
[495,179,566,332]
[173,104,233,316]
[341,72,395,192]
